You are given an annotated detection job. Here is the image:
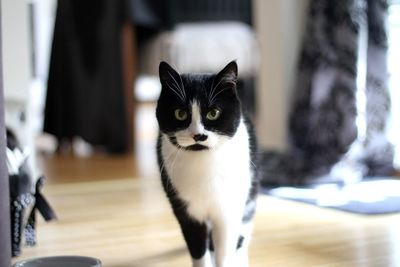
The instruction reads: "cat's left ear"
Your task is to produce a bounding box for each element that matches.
[159,61,181,87]
[216,61,238,88]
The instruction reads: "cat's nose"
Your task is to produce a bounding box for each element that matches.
[193,134,208,142]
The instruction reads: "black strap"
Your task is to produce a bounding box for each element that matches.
[25,176,57,247]
[33,176,57,221]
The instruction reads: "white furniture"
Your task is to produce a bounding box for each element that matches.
[1,0,56,176]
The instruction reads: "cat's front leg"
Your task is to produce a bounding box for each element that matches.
[235,222,253,267]
[193,249,214,267]
[174,212,211,267]
[212,217,242,267]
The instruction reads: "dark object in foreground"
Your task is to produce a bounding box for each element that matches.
[13,256,102,267]
[7,129,57,257]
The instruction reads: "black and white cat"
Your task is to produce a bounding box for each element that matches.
[156,61,259,267]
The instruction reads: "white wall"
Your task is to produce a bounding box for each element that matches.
[1,0,31,103]
[254,0,310,150]
[32,0,56,81]
[1,0,56,177]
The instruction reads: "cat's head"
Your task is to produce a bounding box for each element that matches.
[156,61,242,151]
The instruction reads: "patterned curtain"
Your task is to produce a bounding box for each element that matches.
[261,0,394,186]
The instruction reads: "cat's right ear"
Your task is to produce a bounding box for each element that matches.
[216,61,238,87]
[159,61,181,87]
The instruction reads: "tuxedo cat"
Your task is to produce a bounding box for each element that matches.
[156,61,259,267]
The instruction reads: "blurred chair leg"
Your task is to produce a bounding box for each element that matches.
[121,21,136,152]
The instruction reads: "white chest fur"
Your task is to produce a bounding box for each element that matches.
[161,120,252,222]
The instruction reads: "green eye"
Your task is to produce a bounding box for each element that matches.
[174,109,188,121]
[206,108,221,120]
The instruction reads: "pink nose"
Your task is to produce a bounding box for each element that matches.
[193,134,208,142]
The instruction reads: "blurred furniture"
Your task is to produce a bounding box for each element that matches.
[44,0,135,153]
[122,19,136,153]
[2,0,32,261]
[1,0,37,173]
[0,2,12,264]
[167,0,252,24]
[133,0,258,115]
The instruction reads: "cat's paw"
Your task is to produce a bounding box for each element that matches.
[192,250,214,267]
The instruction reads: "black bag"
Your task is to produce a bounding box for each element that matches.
[6,129,56,257]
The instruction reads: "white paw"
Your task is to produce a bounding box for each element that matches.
[193,250,214,267]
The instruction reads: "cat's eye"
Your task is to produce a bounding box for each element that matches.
[174,109,188,121]
[206,108,221,120]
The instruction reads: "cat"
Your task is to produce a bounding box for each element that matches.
[156,61,259,267]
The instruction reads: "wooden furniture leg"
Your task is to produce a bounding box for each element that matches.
[121,21,136,152]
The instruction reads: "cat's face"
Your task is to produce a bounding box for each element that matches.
[156,61,241,151]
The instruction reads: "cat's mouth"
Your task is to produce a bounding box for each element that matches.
[168,136,209,151]
[185,144,209,151]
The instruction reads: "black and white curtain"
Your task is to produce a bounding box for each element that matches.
[261,0,394,186]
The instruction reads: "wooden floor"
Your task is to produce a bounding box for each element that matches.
[12,104,400,267]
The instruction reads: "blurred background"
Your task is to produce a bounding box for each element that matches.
[2,0,400,266]
[3,0,399,182]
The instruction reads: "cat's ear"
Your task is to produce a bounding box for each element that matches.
[215,61,238,87]
[159,61,181,87]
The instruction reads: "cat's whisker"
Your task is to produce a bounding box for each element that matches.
[165,84,182,100]
[208,78,215,100]
[160,142,180,168]
[166,82,185,102]
[159,148,178,176]
[168,79,181,92]
[168,71,186,101]
[163,149,180,193]
[168,146,182,180]
[209,86,232,106]
[166,82,184,101]
[170,83,186,103]
[208,78,223,105]
[168,79,184,97]
[178,74,187,100]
